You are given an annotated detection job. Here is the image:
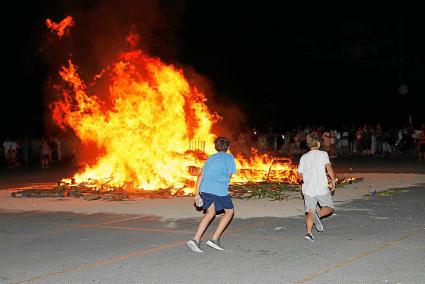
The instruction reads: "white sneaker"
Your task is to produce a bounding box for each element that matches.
[206,239,224,251]
[305,233,314,242]
[187,239,203,253]
[313,212,324,232]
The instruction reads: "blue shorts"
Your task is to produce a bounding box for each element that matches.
[200,192,234,212]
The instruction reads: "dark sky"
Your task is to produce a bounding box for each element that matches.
[2,1,424,137]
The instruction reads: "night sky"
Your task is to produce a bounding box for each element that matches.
[3,1,424,137]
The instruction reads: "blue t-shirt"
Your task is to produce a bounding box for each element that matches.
[200,152,237,196]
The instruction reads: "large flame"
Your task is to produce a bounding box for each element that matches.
[53,49,219,192]
[46,16,75,37]
[52,38,298,193]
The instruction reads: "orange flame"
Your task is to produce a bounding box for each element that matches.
[46,16,75,37]
[53,50,218,192]
[51,36,298,193]
[234,149,299,184]
[126,32,140,48]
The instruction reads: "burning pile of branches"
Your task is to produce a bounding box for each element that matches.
[10,174,363,201]
[228,176,363,201]
[11,179,180,201]
[230,182,300,200]
[15,16,362,201]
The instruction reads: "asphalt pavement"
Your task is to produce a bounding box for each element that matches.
[0,154,424,283]
[1,183,424,283]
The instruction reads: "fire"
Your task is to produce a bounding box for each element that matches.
[51,35,298,194]
[126,32,140,48]
[234,149,299,184]
[46,16,75,37]
[53,50,217,192]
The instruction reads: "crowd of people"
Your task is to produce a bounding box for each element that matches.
[233,123,425,161]
[2,123,425,169]
[1,137,77,168]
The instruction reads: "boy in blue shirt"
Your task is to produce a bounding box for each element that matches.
[187,137,237,252]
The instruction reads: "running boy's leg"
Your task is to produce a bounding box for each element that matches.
[304,195,319,236]
[305,210,315,234]
[212,208,234,240]
[317,206,334,218]
[316,193,335,219]
[194,203,216,241]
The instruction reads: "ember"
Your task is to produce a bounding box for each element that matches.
[46,16,75,37]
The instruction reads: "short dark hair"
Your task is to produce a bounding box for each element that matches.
[214,136,230,152]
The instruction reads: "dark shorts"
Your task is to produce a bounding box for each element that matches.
[420,143,425,153]
[200,192,234,212]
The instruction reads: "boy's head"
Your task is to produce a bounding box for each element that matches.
[214,136,230,152]
[306,132,320,149]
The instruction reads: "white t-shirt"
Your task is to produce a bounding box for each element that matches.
[297,150,331,196]
[3,140,11,155]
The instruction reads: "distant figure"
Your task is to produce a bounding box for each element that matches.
[341,129,349,155]
[22,138,31,166]
[418,125,425,161]
[257,133,268,152]
[53,137,62,163]
[322,130,331,153]
[187,137,237,253]
[6,147,19,168]
[3,138,11,164]
[236,133,250,157]
[375,124,383,155]
[3,139,19,168]
[298,132,336,242]
[329,131,336,157]
[361,125,372,156]
[355,127,363,154]
[40,140,52,168]
[297,128,307,153]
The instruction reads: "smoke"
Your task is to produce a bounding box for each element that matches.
[43,0,185,77]
[183,67,250,155]
[42,1,185,118]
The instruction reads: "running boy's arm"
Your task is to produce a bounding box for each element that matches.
[297,156,303,183]
[298,173,303,183]
[325,163,336,190]
[195,172,203,196]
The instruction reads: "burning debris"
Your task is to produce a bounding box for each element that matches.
[10,175,364,201]
[335,176,364,186]
[228,176,364,201]
[46,16,75,37]
[230,182,300,201]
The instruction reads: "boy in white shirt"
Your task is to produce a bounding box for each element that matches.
[298,132,336,241]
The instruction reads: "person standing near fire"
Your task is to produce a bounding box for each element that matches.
[298,132,336,242]
[418,124,425,161]
[40,139,52,168]
[187,137,237,252]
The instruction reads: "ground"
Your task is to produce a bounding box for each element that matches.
[0,155,424,283]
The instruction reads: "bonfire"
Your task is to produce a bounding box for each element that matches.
[11,16,362,201]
